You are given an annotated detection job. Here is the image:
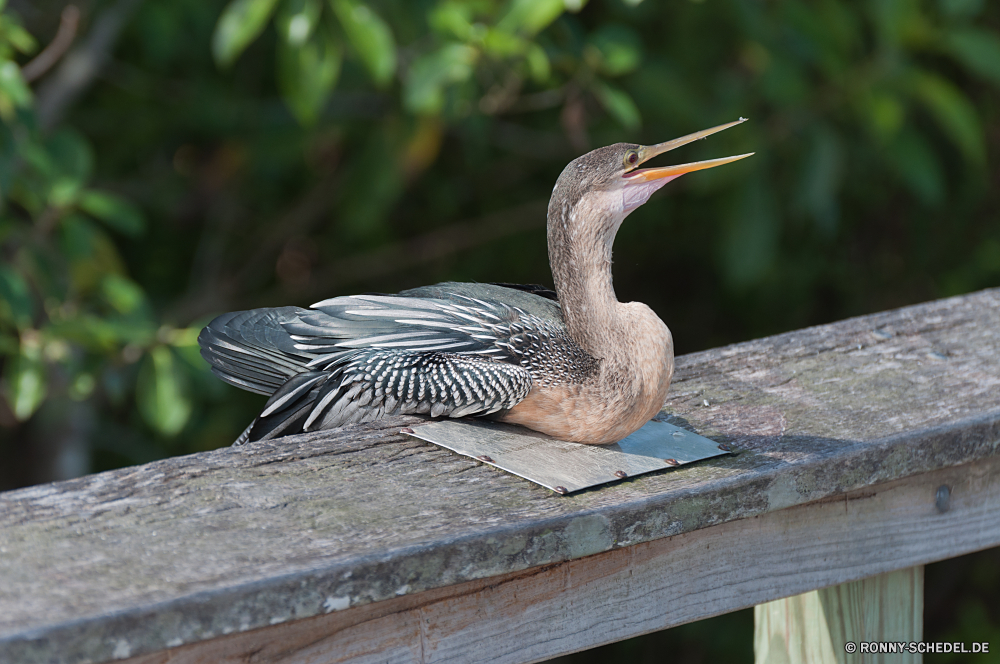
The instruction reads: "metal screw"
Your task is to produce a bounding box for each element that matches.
[614,470,628,479]
[400,427,414,434]
[664,458,679,466]
[935,485,951,513]
[477,455,494,463]
[554,486,568,495]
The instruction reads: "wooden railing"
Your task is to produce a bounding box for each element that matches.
[2,288,999,664]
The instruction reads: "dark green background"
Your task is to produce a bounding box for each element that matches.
[1,0,998,661]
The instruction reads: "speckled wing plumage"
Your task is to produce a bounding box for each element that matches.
[198,282,598,444]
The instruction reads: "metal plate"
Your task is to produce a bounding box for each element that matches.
[403,419,732,494]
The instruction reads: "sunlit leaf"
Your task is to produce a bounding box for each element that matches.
[944,28,1000,87]
[3,19,37,53]
[909,70,985,163]
[101,274,147,315]
[137,345,192,437]
[3,342,46,421]
[0,266,33,329]
[525,44,551,82]
[276,0,321,47]
[589,24,641,76]
[212,0,281,68]
[48,177,82,207]
[47,314,155,351]
[277,28,342,126]
[482,27,525,57]
[497,0,566,36]
[592,81,641,129]
[79,190,146,237]
[429,2,475,40]
[404,44,478,115]
[0,60,31,120]
[331,0,396,87]
[863,92,905,139]
[68,372,96,401]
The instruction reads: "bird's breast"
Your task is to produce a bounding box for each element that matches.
[500,303,673,445]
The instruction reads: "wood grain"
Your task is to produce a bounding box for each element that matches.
[1,288,999,663]
[755,568,923,664]
[121,453,996,664]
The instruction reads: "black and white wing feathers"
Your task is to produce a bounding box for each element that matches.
[199,282,593,444]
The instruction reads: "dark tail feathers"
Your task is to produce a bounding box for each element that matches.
[198,306,312,396]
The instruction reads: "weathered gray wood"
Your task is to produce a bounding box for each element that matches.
[2,288,999,664]
[123,453,994,664]
[755,568,923,664]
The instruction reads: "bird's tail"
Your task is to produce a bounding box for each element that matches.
[197,306,313,397]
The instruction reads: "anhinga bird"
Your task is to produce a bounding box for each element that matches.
[199,120,751,445]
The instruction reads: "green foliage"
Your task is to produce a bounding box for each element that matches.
[276,22,342,125]
[0,6,200,438]
[2,0,998,495]
[212,0,281,68]
[137,345,192,436]
[2,0,998,652]
[329,0,395,87]
[0,6,34,120]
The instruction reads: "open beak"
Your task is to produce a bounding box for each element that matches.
[624,118,753,183]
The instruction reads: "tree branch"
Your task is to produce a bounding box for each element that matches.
[35,0,144,130]
[21,5,80,84]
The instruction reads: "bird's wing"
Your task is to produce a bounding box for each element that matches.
[199,282,590,443]
[486,282,559,302]
[238,349,533,443]
[289,286,563,369]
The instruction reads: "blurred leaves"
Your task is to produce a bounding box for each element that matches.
[0,6,33,120]
[405,43,477,115]
[79,191,146,237]
[0,0,998,494]
[588,24,641,76]
[943,28,1000,85]
[212,0,281,68]
[3,339,46,421]
[592,81,640,129]
[330,0,395,87]
[1,3,997,657]
[0,267,33,330]
[137,345,192,436]
[277,25,341,125]
[908,71,985,163]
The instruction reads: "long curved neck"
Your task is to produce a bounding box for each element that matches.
[547,190,626,358]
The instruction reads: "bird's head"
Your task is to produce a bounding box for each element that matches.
[549,119,753,239]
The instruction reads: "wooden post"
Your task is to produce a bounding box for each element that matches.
[755,567,923,664]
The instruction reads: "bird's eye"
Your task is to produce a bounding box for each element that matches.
[624,151,639,167]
